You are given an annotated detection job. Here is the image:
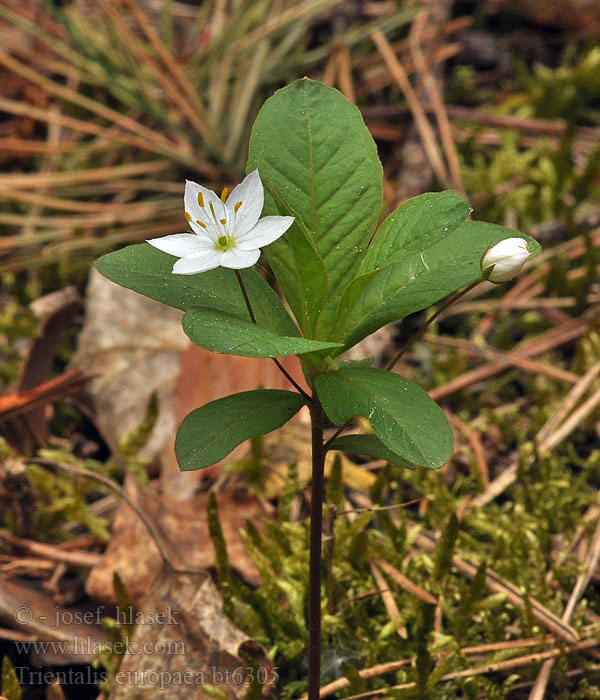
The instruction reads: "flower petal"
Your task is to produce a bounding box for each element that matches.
[184,180,226,237]
[226,170,264,236]
[146,233,209,257]
[189,218,219,242]
[235,216,294,250]
[172,249,222,275]
[219,247,260,269]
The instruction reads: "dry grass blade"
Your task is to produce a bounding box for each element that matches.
[374,559,437,605]
[430,313,594,402]
[0,47,180,152]
[446,411,489,487]
[371,28,450,187]
[424,333,580,385]
[303,630,600,700]
[409,7,464,194]
[538,360,600,443]
[471,354,600,510]
[233,0,346,54]
[120,0,226,156]
[528,514,600,699]
[369,562,408,638]
[342,638,599,699]
[404,524,579,643]
[0,161,169,188]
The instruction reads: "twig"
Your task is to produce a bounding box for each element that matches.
[300,628,599,700]
[374,559,437,605]
[472,381,600,510]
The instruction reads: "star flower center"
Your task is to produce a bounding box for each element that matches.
[216,234,233,251]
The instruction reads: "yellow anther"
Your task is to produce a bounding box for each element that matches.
[234,201,243,212]
[197,192,204,208]
[220,218,227,225]
[196,220,206,228]
[220,187,229,202]
[185,212,192,222]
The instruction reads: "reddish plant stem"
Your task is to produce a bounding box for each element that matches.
[308,394,326,700]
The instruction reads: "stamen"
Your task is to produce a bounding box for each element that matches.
[196,220,206,229]
[209,201,218,222]
[197,192,204,208]
[185,212,192,222]
[220,187,229,202]
[220,218,227,225]
[234,201,243,212]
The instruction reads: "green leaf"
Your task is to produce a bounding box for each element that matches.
[182,307,343,358]
[333,221,542,351]
[315,367,453,469]
[175,390,305,470]
[248,78,382,335]
[330,434,415,469]
[268,183,330,336]
[95,244,298,337]
[361,190,472,272]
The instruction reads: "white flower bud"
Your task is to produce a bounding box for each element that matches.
[481,237,530,283]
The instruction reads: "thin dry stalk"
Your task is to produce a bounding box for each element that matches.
[408,526,579,644]
[121,0,225,155]
[0,530,101,568]
[0,160,169,188]
[0,96,195,165]
[302,629,599,700]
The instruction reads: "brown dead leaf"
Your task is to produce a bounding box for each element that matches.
[19,287,81,444]
[86,481,269,607]
[0,577,108,665]
[73,270,189,461]
[108,572,273,700]
[161,344,308,499]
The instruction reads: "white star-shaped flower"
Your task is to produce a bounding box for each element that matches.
[146,170,294,275]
